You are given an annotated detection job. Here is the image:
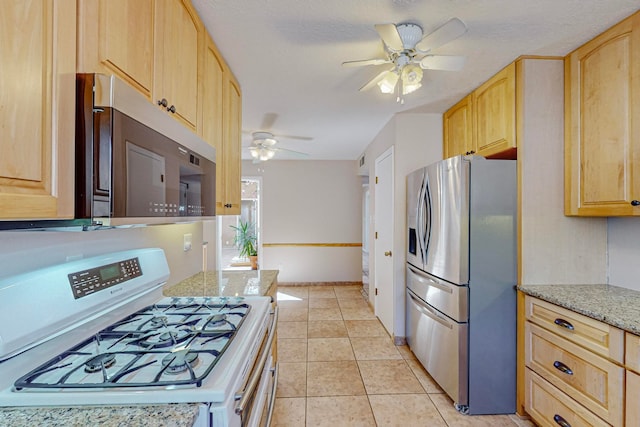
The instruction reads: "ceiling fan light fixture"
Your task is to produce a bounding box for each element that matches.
[249,146,260,159]
[378,71,399,94]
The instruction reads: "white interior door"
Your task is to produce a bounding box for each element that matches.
[374,147,394,335]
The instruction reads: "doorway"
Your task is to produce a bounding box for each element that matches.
[220,177,261,270]
[374,147,394,335]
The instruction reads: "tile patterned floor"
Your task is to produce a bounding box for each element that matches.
[273,285,535,427]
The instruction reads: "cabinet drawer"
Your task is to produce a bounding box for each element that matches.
[525,368,609,427]
[525,296,623,362]
[626,332,640,374]
[525,322,624,426]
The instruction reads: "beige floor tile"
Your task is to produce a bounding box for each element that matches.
[308,298,339,309]
[338,298,371,309]
[278,287,309,299]
[508,415,537,427]
[344,320,389,338]
[278,338,307,362]
[277,362,306,397]
[405,358,443,393]
[396,344,417,360]
[277,321,308,339]
[350,337,403,360]
[340,306,377,320]
[358,360,424,394]
[429,393,519,426]
[308,307,342,321]
[369,394,447,427]
[306,396,376,427]
[308,287,336,298]
[279,307,308,322]
[307,320,348,338]
[277,299,309,309]
[306,360,365,396]
[272,397,306,426]
[307,337,355,361]
[334,288,364,299]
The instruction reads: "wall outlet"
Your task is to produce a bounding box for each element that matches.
[183,233,192,252]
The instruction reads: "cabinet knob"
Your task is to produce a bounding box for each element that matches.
[464,150,475,155]
[631,200,640,206]
[157,98,168,108]
[553,414,571,427]
[167,105,176,114]
[384,251,392,257]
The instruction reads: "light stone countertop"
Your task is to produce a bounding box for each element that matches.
[164,270,279,298]
[0,404,200,427]
[518,284,640,335]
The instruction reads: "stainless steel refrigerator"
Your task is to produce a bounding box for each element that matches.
[405,155,516,415]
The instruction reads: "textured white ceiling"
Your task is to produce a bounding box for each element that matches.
[192,0,640,161]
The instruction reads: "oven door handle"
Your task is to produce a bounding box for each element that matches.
[234,306,278,417]
[265,362,279,426]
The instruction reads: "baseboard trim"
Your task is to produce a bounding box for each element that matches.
[278,281,363,287]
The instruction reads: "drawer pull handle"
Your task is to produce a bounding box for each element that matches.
[553,414,571,427]
[554,318,574,331]
[553,360,573,375]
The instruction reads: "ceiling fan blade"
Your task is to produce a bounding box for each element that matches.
[418,55,466,71]
[415,18,467,53]
[374,23,404,51]
[342,58,390,67]
[359,68,394,92]
[274,147,309,157]
[260,113,278,130]
[278,134,314,141]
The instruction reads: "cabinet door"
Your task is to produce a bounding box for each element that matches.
[565,11,640,216]
[77,0,154,98]
[473,62,516,158]
[217,74,242,215]
[443,94,474,158]
[154,0,200,130]
[0,0,75,220]
[628,370,640,427]
[202,35,225,150]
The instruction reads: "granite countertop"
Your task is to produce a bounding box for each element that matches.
[518,284,640,335]
[164,269,279,298]
[0,404,200,427]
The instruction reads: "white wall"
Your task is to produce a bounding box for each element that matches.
[608,218,640,291]
[242,159,362,283]
[0,222,214,287]
[360,112,443,339]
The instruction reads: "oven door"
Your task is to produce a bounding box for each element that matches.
[235,307,278,427]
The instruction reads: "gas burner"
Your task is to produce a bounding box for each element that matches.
[136,329,193,349]
[161,349,199,375]
[149,316,168,328]
[206,314,226,327]
[84,353,116,373]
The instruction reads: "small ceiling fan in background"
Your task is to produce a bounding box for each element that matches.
[245,113,312,162]
[343,18,468,103]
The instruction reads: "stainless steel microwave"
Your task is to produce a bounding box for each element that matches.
[75,74,216,226]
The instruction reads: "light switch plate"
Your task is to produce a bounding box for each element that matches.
[183,233,192,252]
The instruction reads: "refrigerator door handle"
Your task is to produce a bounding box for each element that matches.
[407,265,454,294]
[408,291,453,330]
[416,176,425,263]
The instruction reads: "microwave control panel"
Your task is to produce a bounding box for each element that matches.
[68,257,142,299]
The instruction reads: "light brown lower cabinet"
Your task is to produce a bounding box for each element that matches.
[525,368,609,427]
[627,370,640,427]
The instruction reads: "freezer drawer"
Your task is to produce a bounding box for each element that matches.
[406,265,468,323]
[406,289,468,406]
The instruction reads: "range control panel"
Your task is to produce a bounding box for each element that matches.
[68,257,142,299]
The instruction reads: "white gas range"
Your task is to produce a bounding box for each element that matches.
[0,248,277,427]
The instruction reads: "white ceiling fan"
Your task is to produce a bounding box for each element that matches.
[248,131,310,162]
[343,18,468,103]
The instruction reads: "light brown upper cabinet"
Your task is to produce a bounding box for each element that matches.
[153,0,201,131]
[202,34,225,150]
[0,0,76,220]
[443,94,474,158]
[217,73,242,215]
[565,11,640,216]
[473,62,516,158]
[443,62,516,159]
[77,0,154,97]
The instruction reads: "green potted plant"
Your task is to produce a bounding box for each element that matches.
[231,220,258,269]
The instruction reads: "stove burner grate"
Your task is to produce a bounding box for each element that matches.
[161,350,199,375]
